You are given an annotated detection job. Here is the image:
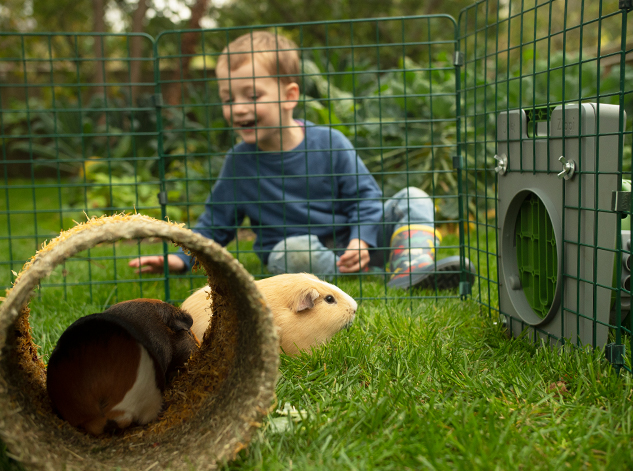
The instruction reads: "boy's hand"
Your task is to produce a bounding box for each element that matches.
[337,238,370,273]
[128,254,186,274]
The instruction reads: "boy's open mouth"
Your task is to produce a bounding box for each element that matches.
[236,120,257,128]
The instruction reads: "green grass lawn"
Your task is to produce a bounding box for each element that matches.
[223,298,633,470]
[2,278,633,470]
[2,181,632,469]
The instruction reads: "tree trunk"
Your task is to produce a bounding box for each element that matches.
[130,0,150,104]
[163,0,210,106]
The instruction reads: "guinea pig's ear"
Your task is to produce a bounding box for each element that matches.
[294,287,320,312]
[169,311,195,332]
[168,315,194,332]
[157,303,194,332]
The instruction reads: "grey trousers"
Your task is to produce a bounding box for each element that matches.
[266,187,435,276]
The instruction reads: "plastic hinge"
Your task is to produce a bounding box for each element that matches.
[459,281,472,297]
[453,51,464,67]
[452,155,463,170]
[157,191,168,205]
[612,191,631,213]
[152,94,164,108]
[605,343,626,365]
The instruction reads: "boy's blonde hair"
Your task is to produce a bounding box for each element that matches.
[216,31,300,85]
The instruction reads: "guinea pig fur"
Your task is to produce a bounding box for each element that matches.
[46,299,200,436]
[180,273,357,356]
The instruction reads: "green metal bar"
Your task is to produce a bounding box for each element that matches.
[616,2,630,367]
[373,19,388,293]
[454,10,467,300]
[152,37,171,303]
[492,0,502,318]
[126,35,143,299]
[482,0,491,306]
[590,0,600,348]
[45,35,68,301]
[0,54,14,287]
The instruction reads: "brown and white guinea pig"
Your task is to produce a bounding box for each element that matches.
[180,273,357,356]
[46,299,200,436]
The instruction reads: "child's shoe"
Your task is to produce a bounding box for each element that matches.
[387,225,475,290]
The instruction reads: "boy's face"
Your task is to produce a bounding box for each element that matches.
[217,59,299,152]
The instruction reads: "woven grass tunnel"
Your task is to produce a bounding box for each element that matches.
[0,214,280,471]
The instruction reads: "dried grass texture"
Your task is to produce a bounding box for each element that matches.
[0,214,279,470]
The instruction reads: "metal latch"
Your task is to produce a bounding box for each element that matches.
[453,51,464,67]
[612,191,632,213]
[605,343,626,366]
[452,155,463,170]
[152,94,164,108]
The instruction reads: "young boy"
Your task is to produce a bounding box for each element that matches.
[130,31,474,290]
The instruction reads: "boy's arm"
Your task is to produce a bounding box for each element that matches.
[325,135,382,272]
[129,193,242,273]
[173,178,244,271]
[129,254,186,274]
[334,137,383,249]
[337,238,371,273]
[129,156,244,274]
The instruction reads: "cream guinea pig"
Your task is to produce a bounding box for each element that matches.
[180,273,357,356]
[46,299,200,435]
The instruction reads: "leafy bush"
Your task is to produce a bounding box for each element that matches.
[5,91,225,221]
[5,46,631,226]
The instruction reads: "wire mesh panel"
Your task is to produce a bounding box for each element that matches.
[1,4,630,368]
[0,33,162,304]
[154,17,471,304]
[458,0,633,364]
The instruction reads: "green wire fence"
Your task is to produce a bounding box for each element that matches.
[154,17,465,301]
[1,0,632,365]
[459,0,633,369]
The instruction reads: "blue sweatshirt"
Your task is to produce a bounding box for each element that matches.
[176,121,383,269]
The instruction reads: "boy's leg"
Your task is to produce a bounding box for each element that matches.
[267,234,339,278]
[382,187,475,290]
[369,187,434,268]
[382,186,436,234]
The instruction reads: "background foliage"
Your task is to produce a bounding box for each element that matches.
[2,1,631,221]
[1,1,633,469]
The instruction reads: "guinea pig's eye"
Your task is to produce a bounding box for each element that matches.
[325,295,336,304]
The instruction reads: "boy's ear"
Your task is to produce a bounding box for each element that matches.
[282,82,300,110]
